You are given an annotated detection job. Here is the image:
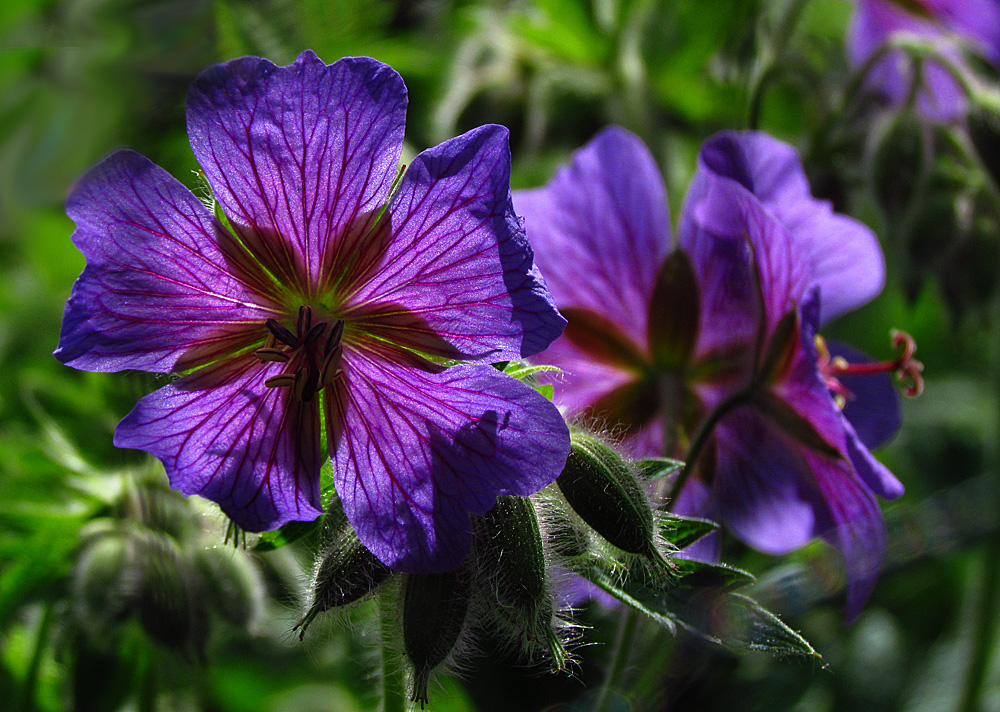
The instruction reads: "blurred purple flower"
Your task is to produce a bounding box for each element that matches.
[515,127,911,614]
[55,51,570,574]
[847,0,1000,121]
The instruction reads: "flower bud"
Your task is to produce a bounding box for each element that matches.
[133,532,208,656]
[403,566,472,707]
[477,496,569,669]
[72,531,138,642]
[296,502,393,638]
[557,431,659,559]
[195,546,262,628]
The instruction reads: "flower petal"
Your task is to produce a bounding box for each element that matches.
[55,149,279,373]
[186,51,407,295]
[513,126,671,346]
[114,357,324,531]
[829,339,902,450]
[325,352,570,573]
[683,131,884,323]
[708,407,887,618]
[846,0,990,121]
[345,124,564,361]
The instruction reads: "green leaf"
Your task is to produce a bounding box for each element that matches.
[252,517,324,553]
[635,457,685,481]
[670,559,756,591]
[657,514,719,550]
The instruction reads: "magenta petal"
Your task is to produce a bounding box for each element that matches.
[347,124,564,361]
[683,131,884,324]
[186,51,407,295]
[513,126,671,346]
[114,357,324,531]
[55,149,279,373]
[326,352,570,573]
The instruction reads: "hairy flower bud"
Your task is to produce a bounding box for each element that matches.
[557,431,660,560]
[195,547,262,628]
[296,502,393,638]
[72,531,138,642]
[477,496,569,669]
[134,532,208,656]
[403,566,472,707]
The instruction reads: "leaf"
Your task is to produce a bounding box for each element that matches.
[657,514,719,550]
[635,457,684,481]
[252,517,325,553]
[670,558,755,591]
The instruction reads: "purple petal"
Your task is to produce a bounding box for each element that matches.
[682,179,810,358]
[533,335,637,417]
[847,0,992,121]
[344,124,564,361]
[186,51,407,296]
[683,131,884,324]
[114,357,324,532]
[513,126,671,346]
[55,149,280,373]
[325,350,570,573]
[710,407,887,618]
[828,339,902,450]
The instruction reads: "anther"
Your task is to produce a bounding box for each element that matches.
[265,318,299,347]
[254,348,291,363]
[265,374,295,389]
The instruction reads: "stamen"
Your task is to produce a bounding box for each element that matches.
[265,374,295,389]
[254,348,291,363]
[817,330,925,407]
[321,344,344,387]
[297,305,312,339]
[265,318,299,347]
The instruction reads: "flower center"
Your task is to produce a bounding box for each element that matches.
[254,305,344,402]
[816,329,924,409]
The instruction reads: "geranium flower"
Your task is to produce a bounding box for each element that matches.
[55,51,570,574]
[847,0,1000,121]
[514,127,915,613]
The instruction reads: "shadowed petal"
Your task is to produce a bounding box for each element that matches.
[325,350,570,573]
[513,126,670,346]
[345,124,564,361]
[55,149,280,373]
[683,131,884,324]
[187,51,407,295]
[114,357,324,532]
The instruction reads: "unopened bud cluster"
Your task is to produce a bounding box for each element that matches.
[72,475,263,656]
[299,428,673,706]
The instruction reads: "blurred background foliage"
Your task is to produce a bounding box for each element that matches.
[3,0,1000,710]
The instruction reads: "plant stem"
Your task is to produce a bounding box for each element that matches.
[590,607,639,712]
[955,298,1000,712]
[14,603,53,712]
[378,591,409,712]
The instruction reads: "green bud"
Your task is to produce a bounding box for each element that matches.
[478,496,569,669]
[195,546,262,628]
[72,531,138,642]
[134,532,208,655]
[295,502,392,638]
[558,431,657,558]
[403,566,472,707]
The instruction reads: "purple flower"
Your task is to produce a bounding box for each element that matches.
[847,0,1000,121]
[55,51,570,574]
[514,127,908,614]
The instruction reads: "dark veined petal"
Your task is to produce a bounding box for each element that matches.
[345,124,564,361]
[55,149,280,373]
[513,126,670,347]
[707,407,887,619]
[114,357,324,532]
[324,349,570,573]
[186,51,407,296]
[683,131,884,324]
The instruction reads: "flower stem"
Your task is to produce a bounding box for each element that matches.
[378,591,409,712]
[667,388,752,507]
[590,606,639,712]
[955,300,1000,712]
[14,603,53,712]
